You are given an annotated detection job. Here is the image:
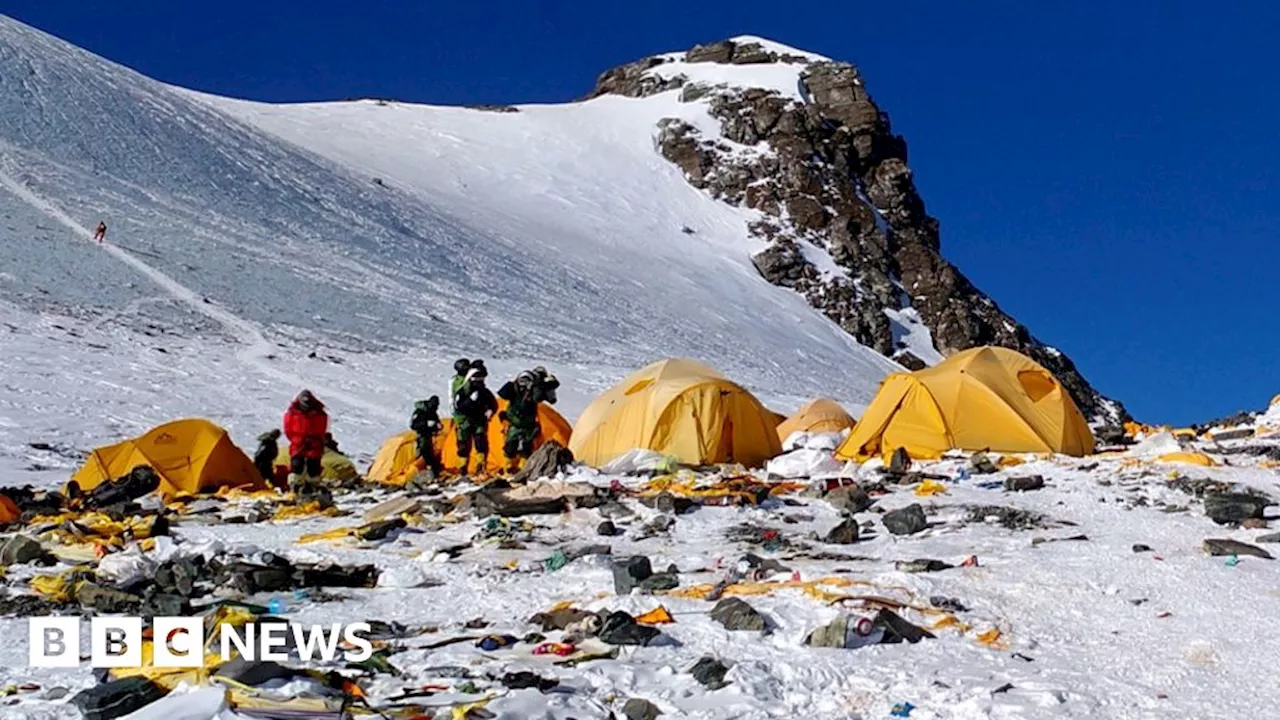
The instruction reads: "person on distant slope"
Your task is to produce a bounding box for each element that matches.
[453,367,497,476]
[254,429,283,490]
[497,368,561,471]
[283,390,328,490]
[409,396,444,478]
[93,221,106,243]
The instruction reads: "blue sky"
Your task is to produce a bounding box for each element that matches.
[7,2,1277,424]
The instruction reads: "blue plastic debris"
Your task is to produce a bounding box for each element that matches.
[267,597,287,615]
[890,702,915,717]
[1225,555,1240,567]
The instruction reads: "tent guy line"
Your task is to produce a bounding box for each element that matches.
[0,160,401,422]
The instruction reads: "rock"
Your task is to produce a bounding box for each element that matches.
[623,698,662,720]
[75,582,141,613]
[363,496,420,523]
[824,518,860,544]
[875,609,936,644]
[967,505,1048,530]
[825,485,872,514]
[460,487,565,517]
[889,448,912,473]
[1204,493,1270,526]
[638,492,696,515]
[970,452,999,474]
[501,670,558,692]
[895,558,953,573]
[598,611,661,646]
[1004,475,1045,492]
[1210,428,1255,442]
[1243,517,1269,529]
[638,572,679,593]
[1255,533,1280,544]
[1132,544,1153,553]
[689,657,730,689]
[510,440,576,484]
[709,597,767,631]
[0,535,47,565]
[597,520,620,536]
[882,504,928,536]
[1203,538,1273,559]
[529,607,593,632]
[613,556,653,595]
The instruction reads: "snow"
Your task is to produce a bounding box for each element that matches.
[796,238,849,282]
[640,35,830,104]
[885,306,946,365]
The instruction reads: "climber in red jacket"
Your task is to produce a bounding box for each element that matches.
[283,389,328,489]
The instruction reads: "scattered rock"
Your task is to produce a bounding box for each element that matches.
[709,597,767,631]
[689,656,730,689]
[969,452,998,474]
[1132,544,1154,553]
[638,492,696,515]
[1203,538,1273,560]
[1255,533,1280,544]
[0,535,48,565]
[889,448,912,473]
[638,571,680,593]
[875,609,935,644]
[1204,492,1270,526]
[597,520,620,536]
[623,698,662,720]
[598,611,661,646]
[882,504,928,536]
[895,558,953,573]
[510,440,576,484]
[1243,518,1269,529]
[1004,475,1045,492]
[529,607,593,632]
[967,505,1047,530]
[613,556,655,595]
[825,485,872,514]
[1167,476,1235,498]
[824,518,860,544]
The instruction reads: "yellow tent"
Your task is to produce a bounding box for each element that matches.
[272,445,359,483]
[71,419,264,496]
[835,347,1095,462]
[368,401,573,481]
[570,358,782,468]
[776,397,856,441]
[1156,451,1217,467]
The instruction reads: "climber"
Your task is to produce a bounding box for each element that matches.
[409,396,444,477]
[93,221,107,243]
[497,367,561,469]
[254,429,283,489]
[449,358,471,419]
[453,367,497,476]
[283,390,328,490]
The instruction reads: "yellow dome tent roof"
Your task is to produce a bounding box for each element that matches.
[71,418,264,496]
[368,400,573,482]
[776,397,856,441]
[570,358,782,468]
[835,347,1095,462]
[273,445,359,483]
[1155,451,1217,467]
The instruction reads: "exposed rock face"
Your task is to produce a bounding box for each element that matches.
[588,39,1125,423]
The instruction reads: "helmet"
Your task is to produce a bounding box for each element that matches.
[470,359,487,372]
[454,358,471,375]
[297,390,317,409]
[516,371,536,386]
[533,366,548,378]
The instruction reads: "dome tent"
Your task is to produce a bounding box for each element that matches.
[571,358,782,468]
[776,397,856,442]
[72,418,264,496]
[836,347,1094,462]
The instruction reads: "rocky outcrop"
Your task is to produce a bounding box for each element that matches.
[588,39,1125,423]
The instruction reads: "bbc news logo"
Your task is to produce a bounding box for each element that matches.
[29,617,374,667]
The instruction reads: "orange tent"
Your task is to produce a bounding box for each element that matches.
[777,398,856,441]
[71,418,264,496]
[0,494,19,523]
[369,401,573,481]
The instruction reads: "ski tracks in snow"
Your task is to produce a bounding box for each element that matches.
[0,168,400,421]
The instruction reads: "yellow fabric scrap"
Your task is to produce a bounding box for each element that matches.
[913,479,949,497]
[271,501,341,521]
[976,627,1008,649]
[297,527,356,544]
[30,568,93,602]
[453,699,493,720]
[634,606,675,625]
[669,576,855,600]
[111,639,223,689]
[997,455,1025,468]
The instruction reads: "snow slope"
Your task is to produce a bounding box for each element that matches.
[0,15,898,467]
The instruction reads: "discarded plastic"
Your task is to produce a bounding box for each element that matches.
[533,642,576,656]
[543,549,568,572]
[267,597,287,615]
[477,634,519,651]
[890,701,916,717]
[1225,555,1240,567]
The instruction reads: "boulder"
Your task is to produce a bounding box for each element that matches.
[612,556,653,595]
[1004,475,1045,492]
[824,518,860,544]
[510,440,575,484]
[623,698,662,720]
[0,535,47,565]
[597,521,620,537]
[1203,538,1273,560]
[895,558,953,573]
[598,611,661,646]
[825,485,872,514]
[1204,493,1269,526]
[689,657,730,689]
[709,597,767,631]
[882,504,928,536]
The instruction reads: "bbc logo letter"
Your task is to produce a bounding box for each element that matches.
[29,617,80,668]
